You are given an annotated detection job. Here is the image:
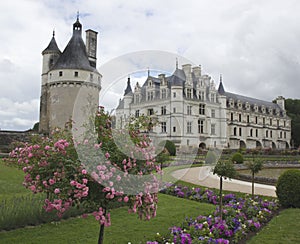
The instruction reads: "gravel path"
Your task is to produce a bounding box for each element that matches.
[171,166,276,197]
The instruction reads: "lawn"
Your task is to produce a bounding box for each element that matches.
[238,168,300,180]
[248,208,300,244]
[1,159,300,243]
[0,194,215,243]
[0,160,29,201]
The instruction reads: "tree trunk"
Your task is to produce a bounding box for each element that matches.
[98,208,106,244]
[219,176,223,221]
[252,172,255,198]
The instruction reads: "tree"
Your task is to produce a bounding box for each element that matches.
[213,161,236,220]
[9,107,161,244]
[245,159,263,198]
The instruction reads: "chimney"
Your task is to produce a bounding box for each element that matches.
[192,65,201,78]
[182,64,192,77]
[85,29,98,68]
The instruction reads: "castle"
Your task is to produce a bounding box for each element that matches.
[39,16,101,134]
[38,16,291,150]
[115,64,291,149]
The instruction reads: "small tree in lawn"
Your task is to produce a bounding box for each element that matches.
[9,107,161,244]
[245,159,263,198]
[213,161,236,220]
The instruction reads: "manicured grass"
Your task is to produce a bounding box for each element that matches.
[248,208,300,244]
[239,168,300,179]
[0,193,215,243]
[0,160,29,201]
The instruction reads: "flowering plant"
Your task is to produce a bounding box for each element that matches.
[10,107,161,244]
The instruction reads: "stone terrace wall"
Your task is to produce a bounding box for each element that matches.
[0,130,35,154]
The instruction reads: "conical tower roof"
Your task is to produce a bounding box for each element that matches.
[50,17,96,72]
[42,31,61,55]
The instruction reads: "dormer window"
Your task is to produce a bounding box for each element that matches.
[90,73,94,81]
[187,88,192,99]
[148,80,152,87]
[261,106,266,113]
[59,71,63,77]
[74,71,79,77]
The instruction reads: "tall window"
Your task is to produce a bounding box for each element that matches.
[198,119,204,133]
[247,115,250,123]
[231,113,234,121]
[187,88,192,99]
[147,108,154,116]
[211,124,216,135]
[270,118,272,126]
[59,71,63,77]
[187,105,192,115]
[255,116,258,124]
[263,117,265,125]
[239,128,242,136]
[161,106,167,115]
[161,89,166,99]
[211,109,215,118]
[266,130,268,138]
[147,91,154,101]
[90,73,94,81]
[173,107,176,113]
[256,129,258,137]
[135,110,140,118]
[239,114,242,122]
[187,122,192,133]
[199,91,205,101]
[233,127,237,136]
[270,130,273,138]
[161,122,167,133]
[250,129,253,137]
[199,104,205,115]
[211,94,215,102]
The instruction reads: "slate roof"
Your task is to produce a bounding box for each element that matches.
[42,34,61,55]
[50,18,97,72]
[124,77,133,96]
[217,82,282,110]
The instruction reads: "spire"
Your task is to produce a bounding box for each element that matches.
[218,74,225,95]
[42,31,61,55]
[73,12,82,36]
[176,57,178,69]
[124,76,133,96]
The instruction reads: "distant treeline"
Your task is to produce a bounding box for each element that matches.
[285,99,300,148]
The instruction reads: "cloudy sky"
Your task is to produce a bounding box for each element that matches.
[1,0,300,131]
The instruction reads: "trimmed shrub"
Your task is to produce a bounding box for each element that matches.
[231,152,243,164]
[276,169,300,208]
[160,140,176,156]
[205,151,217,164]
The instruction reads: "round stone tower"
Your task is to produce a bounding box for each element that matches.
[39,16,101,134]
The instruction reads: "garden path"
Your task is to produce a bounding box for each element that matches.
[171,166,276,197]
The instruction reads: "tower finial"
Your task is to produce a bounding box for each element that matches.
[147,67,150,77]
[176,57,178,69]
[77,11,80,20]
[53,29,55,37]
[220,74,222,83]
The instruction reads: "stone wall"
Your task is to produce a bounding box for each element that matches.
[0,130,35,153]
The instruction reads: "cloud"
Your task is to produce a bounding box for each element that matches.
[1,0,300,130]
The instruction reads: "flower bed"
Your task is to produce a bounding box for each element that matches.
[148,185,279,243]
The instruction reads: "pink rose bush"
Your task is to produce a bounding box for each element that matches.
[10,107,161,243]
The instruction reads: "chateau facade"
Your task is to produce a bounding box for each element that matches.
[116,64,291,149]
[39,16,101,134]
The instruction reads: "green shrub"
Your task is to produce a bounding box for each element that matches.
[205,151,217,164]
[276,169,300,208]
[159,140,176,156]
[231,152,243,164]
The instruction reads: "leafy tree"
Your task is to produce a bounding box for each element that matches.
[245,159,263,198]
[285,99,300,148]
[213,161,236,220]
